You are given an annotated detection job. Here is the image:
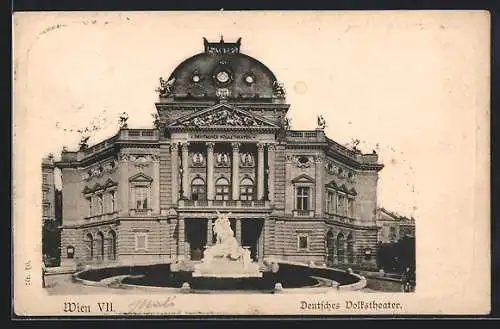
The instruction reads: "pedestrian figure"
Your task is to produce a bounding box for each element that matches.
[401,267,412,292]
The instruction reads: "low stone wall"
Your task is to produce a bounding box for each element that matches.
[72,259,366,293]
[272,260,367,292]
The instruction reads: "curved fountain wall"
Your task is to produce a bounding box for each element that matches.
[73,261,366,292]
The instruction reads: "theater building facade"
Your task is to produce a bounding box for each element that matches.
[56,38,384,268]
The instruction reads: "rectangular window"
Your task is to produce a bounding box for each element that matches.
[135,233,148,251]
[86,196,92,217]
[327,191,335,213]
[297,233,309,250]
[215,186,230,200]
[347,198,354,217]
[135,186,149,209]
[240,186,254,201]
[97,194,103,214]
[337,194,344,215]
[296,187,310,210]
[109,191,115,213]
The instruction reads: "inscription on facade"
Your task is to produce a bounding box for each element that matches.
[189,133,256,140]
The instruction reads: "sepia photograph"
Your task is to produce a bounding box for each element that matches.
[13,10,490,316]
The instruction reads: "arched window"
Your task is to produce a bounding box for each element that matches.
[347,233,354,263]
[107,230,117,260]
[240,177,254,201]
[84,233,93,260]
[215,177,230,201]
[326,230,335,265]
[95,231,105,260]
[191,177,206,201]
[336,233,345,263]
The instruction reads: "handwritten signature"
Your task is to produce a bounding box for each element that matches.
[127,296,176,313]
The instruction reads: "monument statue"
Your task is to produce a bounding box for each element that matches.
[193,211,262,277]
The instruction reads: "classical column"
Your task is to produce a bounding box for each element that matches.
[231,142,241,200]
[178,218,185,261]
[181,142,189,199]
[170,143,179,204]
[267,144,276,203]
[314,155,324,216]
[207,219,213,246]
[206,142,215,200]
[257,143,265,200]
[235,219,242,245]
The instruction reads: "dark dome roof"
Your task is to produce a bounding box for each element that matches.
[165,37,280,100]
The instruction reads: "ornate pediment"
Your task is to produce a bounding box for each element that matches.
[291,174,315,184]
[128,172,153,183]
[167,104,279,129]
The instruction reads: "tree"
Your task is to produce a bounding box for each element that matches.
[376,236,415,273]
[42,219,61,267]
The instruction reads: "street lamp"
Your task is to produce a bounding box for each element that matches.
[179,166,185,200]
[264,168,270,201]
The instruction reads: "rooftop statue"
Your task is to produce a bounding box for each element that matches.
[317,115,327,130]
[78,135,90,150]
[157,76,175,96]
[119,112,129,129]
[273,81,286,98]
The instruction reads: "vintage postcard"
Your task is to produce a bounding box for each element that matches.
[12,10,490,316]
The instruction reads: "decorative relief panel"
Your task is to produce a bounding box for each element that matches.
[215,152,231,167]
[240,152,255,167]
[184,108,265,127]
[190,152,206,167]
[325,160,356,182]
[292,155,313,169]
[81,159,118,181]
[119,154,159,169]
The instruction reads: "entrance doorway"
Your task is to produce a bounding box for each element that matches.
[185,219,207,261]
[241,219,264,261]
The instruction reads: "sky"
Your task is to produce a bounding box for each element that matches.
[13,11,490,219]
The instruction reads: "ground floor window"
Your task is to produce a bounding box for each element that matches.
[107,230,117,260]
[364,248,372,261]
[95,231,105,260]
[297,232,309,251]
[84,233,93,260]
[336,233,345,263]
[135,233,148,251]
[326,231,335,264]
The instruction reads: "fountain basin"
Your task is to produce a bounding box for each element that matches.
[193,258,262,278]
